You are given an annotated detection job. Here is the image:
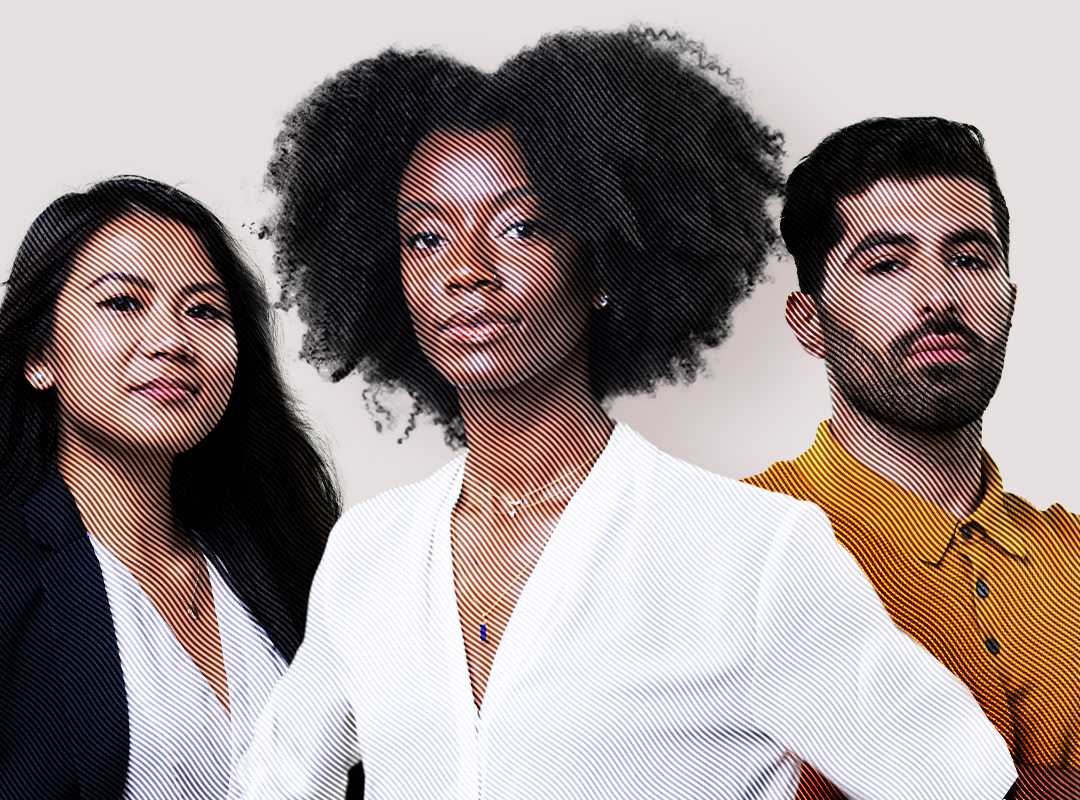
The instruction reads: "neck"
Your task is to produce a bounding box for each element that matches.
[457,357,614,506]
[57,425,190,565]
[829,392,985,517]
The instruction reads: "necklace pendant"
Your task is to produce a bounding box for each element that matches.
[187,601,199,621]
[479,623,488,642]
[505,499,521,518]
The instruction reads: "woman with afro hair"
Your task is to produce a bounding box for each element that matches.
[237,27,1016,800]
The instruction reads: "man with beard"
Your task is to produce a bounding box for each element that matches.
[746,117,1078,800]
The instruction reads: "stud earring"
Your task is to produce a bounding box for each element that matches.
[595,293,610,309]
[32,370,47,388]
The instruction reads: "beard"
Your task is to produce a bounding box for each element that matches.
[819,308,1009,435]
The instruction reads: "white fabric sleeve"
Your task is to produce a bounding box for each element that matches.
[231,547,359,800]
[749,503,1017,800]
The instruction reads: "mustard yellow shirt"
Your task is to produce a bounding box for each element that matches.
[746,422,1079,774]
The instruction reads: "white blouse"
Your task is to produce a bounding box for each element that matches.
[236,423,1015,800]
[90,535,286,800]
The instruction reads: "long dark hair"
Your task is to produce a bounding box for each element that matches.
[0,176,340,657]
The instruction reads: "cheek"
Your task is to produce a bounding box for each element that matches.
[195,328,239,403]
[834,283,912,348]
[52,310,133,382]
[508,246,585,312]
[967,282,1015,336]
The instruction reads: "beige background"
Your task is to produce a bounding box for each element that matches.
[2,0,1075,510]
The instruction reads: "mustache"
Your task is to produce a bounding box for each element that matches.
[890,314,984,358]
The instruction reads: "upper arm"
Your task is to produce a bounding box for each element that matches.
[749,503,1016,800]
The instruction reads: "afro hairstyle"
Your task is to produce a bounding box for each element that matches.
[266,27,785,446]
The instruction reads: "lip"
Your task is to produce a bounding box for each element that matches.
[438,310,521,345]
[906,334,973,364]
[129,377,199,403]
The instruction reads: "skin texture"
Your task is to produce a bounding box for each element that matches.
[27,212,238,713]
[399,128,590,394]
[786,175,1016,517]
[266,31,786,448]
[786,175,1078,799]
[398,128,613,708]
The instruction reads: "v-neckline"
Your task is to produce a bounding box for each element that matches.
[438,423,627,720]
[90,535,234,722]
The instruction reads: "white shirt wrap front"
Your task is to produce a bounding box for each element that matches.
[237,424,1016,800]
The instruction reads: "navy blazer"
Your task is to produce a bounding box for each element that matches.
[0,472,363,799]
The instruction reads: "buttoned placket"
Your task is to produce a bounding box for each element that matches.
[955,520,1010,664]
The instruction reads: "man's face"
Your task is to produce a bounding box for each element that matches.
[816,175,1016,433]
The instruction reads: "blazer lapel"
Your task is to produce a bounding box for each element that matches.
[24,474,129,800]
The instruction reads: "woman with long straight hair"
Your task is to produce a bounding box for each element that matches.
[238,29,1017,800]
[0,176,361,799]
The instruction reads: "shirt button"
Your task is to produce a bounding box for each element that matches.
[975,580,990,598]
[985,636,1001,655]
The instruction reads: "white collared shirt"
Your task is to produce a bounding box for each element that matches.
[90,535,286,800]
[236,423,1015,800]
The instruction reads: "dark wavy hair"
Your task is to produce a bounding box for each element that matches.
[0,176,340,658]
[781,116,1011,297]
[267,27,785,446]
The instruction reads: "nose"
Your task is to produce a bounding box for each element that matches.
[445,227,499,292]
[139,304,194,362]
[914,258,961,317]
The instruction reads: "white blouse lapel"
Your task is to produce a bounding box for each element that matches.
[479,424,644,718]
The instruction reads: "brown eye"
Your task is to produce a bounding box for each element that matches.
[501,220,540,240]
[187,303,228,321]
[406,232,445,251]
[951,254,989,270]
[98,295,143,313]
[866,258,904,275]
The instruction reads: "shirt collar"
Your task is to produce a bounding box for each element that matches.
[794,421,1029,565]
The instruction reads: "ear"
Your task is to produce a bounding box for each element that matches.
[24,352,55,391]
[785,291,826,360]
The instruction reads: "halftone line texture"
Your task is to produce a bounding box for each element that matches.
[0,177,345,797]
[91,536,286,799]
[237,425,1016,799]
[760,117,1075,797]
[747,423,1080,799]
[264,28,785,447]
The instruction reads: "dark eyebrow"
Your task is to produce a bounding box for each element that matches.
[845,231,917,264]
[84,272,227,298]
[85,271,154,291]
[943,227,1002,254]
[492,186,537,207]
[182,281,228,298]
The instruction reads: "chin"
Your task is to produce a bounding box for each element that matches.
[111,414,220,456]
[443,363,554,396]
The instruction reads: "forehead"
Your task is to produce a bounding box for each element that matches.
[398,128,530,205]
[835,176,997,244]
[71,212,219,286]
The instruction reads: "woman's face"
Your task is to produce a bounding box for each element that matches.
[398,127,592,393]
[29,212,238,458]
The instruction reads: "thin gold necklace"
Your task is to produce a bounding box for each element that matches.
[469,455,597,641]
[494,457,594,519]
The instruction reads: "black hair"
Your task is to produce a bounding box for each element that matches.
[0,176,340,658]
[267,27,785,446]
[781,116,1011,297]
